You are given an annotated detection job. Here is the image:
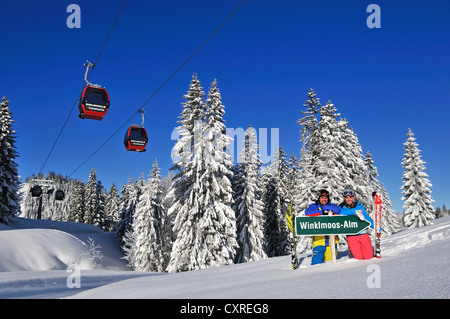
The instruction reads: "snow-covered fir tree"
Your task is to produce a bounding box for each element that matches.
[364,151,379,192]
[295,89,321,213]
[68,180,85,223]
[295,90,323,254]
[401,129,435,227]
[286,153,299,205]
[168,74,205,229]
[295,147,316,213]
[84,168,98,225]
[263,147,290,257]
[159,172,176,267]
[170,73,205,171]
[434,205,448,219]
[83,168,106,228]
[311,100,351,203]
[123,159,166,272]
[94,180,106,229]
[297,88,320,151]
[380,184,400,234]
[197,79,238,266]
[340,124,371,208]
[166,74,206,272]
[116,178,142,247]
[167,76,238,272]
[104,183,121,231]
[233,125,267,263]
[0,97,20,224]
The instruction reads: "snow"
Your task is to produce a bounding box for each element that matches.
[1,216,449,299]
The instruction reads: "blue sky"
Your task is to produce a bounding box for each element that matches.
[1,0,449,213]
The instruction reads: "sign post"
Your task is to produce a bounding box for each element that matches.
[295,215,370,236]
[295,215,370,265]
[328,211,337,264]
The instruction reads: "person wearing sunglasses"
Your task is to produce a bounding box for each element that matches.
[339,186,375,260]
[305,189,341,265]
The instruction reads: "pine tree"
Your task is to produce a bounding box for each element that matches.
[167,75,206,272]
[401,129,435,227]
[78,168,106,228]
[443,205,449,217]
[380,184,400,234]
[311,100,351,203]
[434,207,443,219]
[263,147,290,257]
[286,153,299,205]
[124,160,165,272]
[297,88,320,151]
[84,168,97,224]
[233,126,267,263]
[116,178,141,247]
[167,76,238,272]
[171,73,205,172]
[295,90,323,254]
[104,183,121,231]
[167,74,205,238]
[340,124,371,208]
[197,79,238,266]
[295,148,316,213]
[364,151,379,191]
[68,180,85,223]
[0,97,20,224]
[93,180,106,229]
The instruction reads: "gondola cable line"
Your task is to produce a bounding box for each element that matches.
[38,0,128,177]
[34,0,246,179]
[68,0,247,177]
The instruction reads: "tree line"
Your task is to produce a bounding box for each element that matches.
[1,76,441,273]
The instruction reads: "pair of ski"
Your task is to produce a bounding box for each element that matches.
[285,201,298,270]
[284,193,382,270]
[373,192,382,259]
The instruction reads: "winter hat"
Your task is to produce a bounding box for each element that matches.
[318,189,330,198]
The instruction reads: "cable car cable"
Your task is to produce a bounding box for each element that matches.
[68,0,247,177]
[38,0,128,176]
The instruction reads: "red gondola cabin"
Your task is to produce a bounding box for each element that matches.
[124,126,148,152]
[78,86,110,120]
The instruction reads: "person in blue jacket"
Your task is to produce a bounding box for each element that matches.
[305,189,341,265]
[339,186,375,260]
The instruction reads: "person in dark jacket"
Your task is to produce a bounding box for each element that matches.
[305,189,341,265]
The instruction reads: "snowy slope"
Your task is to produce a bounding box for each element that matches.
[0,216,449,299]
[0,217,128,272]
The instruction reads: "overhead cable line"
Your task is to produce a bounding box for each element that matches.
[38,0,128,176]
[68,0,247,177]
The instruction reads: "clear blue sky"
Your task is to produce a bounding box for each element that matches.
[1,0,449,213]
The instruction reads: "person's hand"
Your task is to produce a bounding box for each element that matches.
[355,209,365,221]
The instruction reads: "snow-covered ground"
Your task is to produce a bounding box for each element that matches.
[0,216,449,299]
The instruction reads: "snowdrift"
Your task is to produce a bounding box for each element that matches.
[0,216,449,299]
[0,217,128,272]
